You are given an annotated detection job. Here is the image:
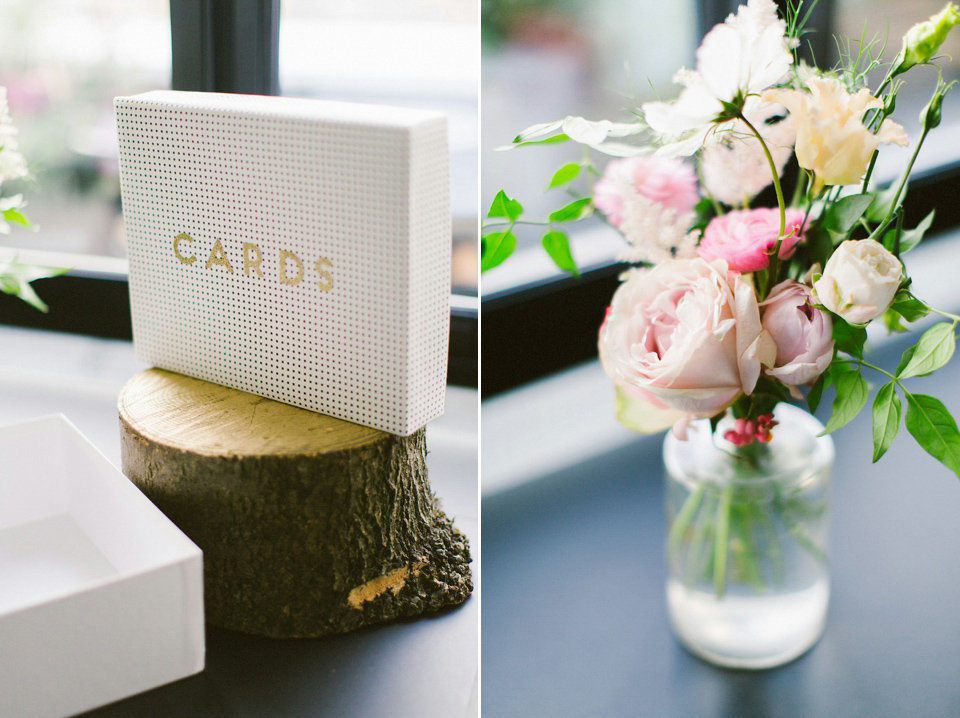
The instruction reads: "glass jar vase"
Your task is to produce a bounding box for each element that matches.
[662,403,834,669]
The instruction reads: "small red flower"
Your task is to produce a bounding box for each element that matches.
[725,413,778,447]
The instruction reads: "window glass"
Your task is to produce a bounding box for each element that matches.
[833,0,960,180]
[480,0,698,293]
[0,0,170,259]
[281,0,479,295]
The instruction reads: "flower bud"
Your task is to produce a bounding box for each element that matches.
[922,90,945,130]
[921,79,956,131]
[894,3,960,75]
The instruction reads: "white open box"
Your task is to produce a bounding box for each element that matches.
[0,415,205,718]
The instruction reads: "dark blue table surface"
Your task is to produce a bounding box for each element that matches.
[482,339,960,718]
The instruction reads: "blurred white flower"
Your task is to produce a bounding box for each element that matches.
[700,98,796,206]
[502,116,646,157]
[618,192,698,265]
[0,88,28,184]
[642,0,792,156]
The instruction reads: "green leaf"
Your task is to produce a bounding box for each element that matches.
[865,178,907,223]
[541,230,579,275]
[823,194,874,235]
[511,134,571,148]
[904,391,960,478]
[821,368,868,435]
[883,210,934,255]
[890,291,930,323]
[833,317,868,359]
[897,322,956,379]
[807,361,854,414]
[807,365,834,413]
[549,197,593,223]
[0,260,67,313]
[871,383,902,462]
[548,163,581,189]
[2,208,31,229]
[481,231,517,272]
[487,190,523,221]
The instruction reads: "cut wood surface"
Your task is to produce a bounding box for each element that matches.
[119,368,472,638]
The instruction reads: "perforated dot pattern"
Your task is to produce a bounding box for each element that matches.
[115,91,450,436]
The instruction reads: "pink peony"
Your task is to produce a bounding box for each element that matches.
[761,280,834,385]
[593,156,699,228]
[598,258,776,416]
[697,207,806,273]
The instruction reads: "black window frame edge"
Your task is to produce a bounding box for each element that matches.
[0,0,479,390]
[482,157,960,399]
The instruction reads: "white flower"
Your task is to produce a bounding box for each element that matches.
[0,88,28,184]
[618,193,698,265]
[813,239,902,325]
[642,0,793,156]
[700,97,796,206]
[500,116,647,157]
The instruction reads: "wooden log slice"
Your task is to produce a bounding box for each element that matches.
[118,368,472,638]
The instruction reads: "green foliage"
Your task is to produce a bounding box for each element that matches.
[807,365,831,413]
[541,230,579,275]
[3,208,31,229]
[821,367,868,434]
[872,382,902,462]
[548,163,581,189]
[897,321,956,378]
[904,391,960,478]
[865,178,907,223]
[487,190,523,221]
[481,231,517,272]
[0,260,66,313]
[832,317,868,358]
[510,134,571,148]
[890,291,930,323]
[823,193,874,236]
[883,210,934,254]
[549,197,593,223]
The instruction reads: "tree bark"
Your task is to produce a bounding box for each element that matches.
[118,368,472,638]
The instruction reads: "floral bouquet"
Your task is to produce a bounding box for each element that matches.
[483,0,960,609]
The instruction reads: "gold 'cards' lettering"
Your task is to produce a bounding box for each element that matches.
[173,233,334,291]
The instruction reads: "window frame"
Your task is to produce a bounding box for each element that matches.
[0,0,478,389]
[479,0,960,398]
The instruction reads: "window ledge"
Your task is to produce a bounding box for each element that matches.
[481,229,960,497]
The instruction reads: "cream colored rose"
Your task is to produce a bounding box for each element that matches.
[598,258,775,416]
[764,77,908,194]
[813,239,902,325]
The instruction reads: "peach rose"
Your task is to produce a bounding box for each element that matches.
[813,239,902,325]
[764,77,908,194]
[761,280,834,385]
[599,258,776,416]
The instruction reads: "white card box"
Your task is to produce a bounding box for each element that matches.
[0,415,204,718]
[115,91,451,436]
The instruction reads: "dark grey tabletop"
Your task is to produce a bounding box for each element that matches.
[0,329,477,718]
[72,390,478,718]
[482,336,960,718]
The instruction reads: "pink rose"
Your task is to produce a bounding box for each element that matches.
[593,156,699,228]
[697,207,807,273]
[599,258,776,416]
[761,280,834,385]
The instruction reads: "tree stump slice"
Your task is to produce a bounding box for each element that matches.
[118,368,472,638]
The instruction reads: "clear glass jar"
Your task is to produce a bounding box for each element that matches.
[662,403,834,669]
